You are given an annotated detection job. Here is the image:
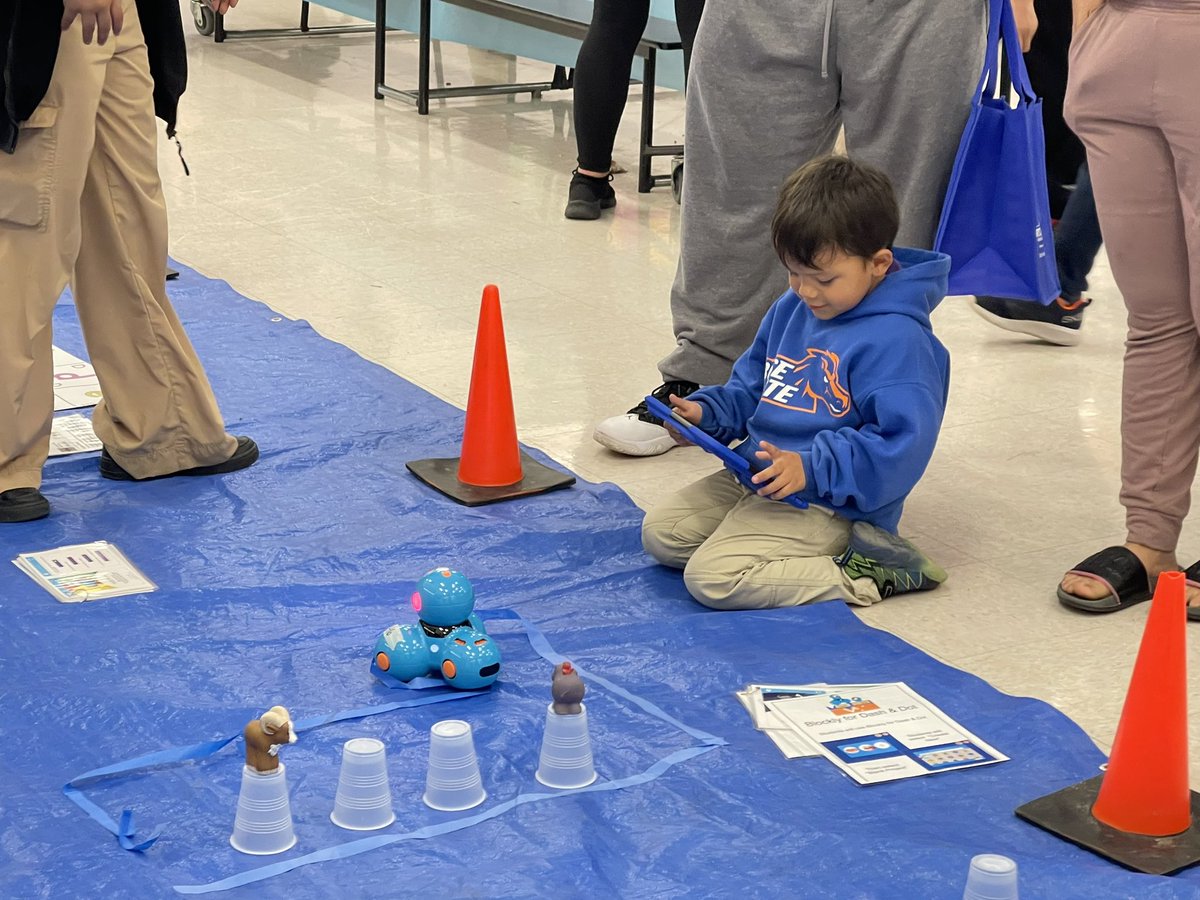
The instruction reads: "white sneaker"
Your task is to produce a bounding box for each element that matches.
[593,413,680,456]
[592,381,700,457]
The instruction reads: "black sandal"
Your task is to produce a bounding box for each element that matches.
[1057,546,1153,614]
[1184,560,1200,622]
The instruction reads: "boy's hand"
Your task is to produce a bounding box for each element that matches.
[205,0,242,14]
[62,0,124,45]
[751,440,807,500]
[667,394,703,426]
[658,394,702,445]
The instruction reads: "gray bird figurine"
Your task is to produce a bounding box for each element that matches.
[551,661,585,715]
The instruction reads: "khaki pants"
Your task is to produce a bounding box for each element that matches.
[0,2,235,492]
[1066,1,1200,551]
[642,470,881,610]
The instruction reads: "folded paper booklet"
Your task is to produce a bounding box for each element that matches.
[14,542,157,603]
[768,682,1007,784]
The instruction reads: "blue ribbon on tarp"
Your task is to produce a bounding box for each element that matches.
[60,607,726,892]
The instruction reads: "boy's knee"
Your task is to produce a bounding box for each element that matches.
[682,563,745,611]
[642,516,686,569]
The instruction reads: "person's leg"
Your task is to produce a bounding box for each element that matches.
[673,0,705,79]
[74,0,240,479]
[1027,0,1085,217]
[680,495,873,610]
[1054,162,1103,302]
[1061,3,1200,602]
[642,470,747,568]
[593,0,840,455]
[0,17,109,518]
[837,0,986,249]
[565,0,650,219]
[658,0,842,389]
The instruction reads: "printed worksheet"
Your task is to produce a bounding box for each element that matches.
[48,415,103,457]
[13,542,156,603]
[770,683,1007,784]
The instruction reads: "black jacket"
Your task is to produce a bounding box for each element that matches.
[2,1,187,154]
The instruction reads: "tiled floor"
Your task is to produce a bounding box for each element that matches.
[165,2,1200,778]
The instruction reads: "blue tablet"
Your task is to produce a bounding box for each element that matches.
[645,395,808,509]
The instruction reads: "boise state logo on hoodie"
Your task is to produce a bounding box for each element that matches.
[761,349,850,417]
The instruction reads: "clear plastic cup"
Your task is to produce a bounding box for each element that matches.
[963,854,1019,900]
[230,763,297,855]
[422,720,487,811]
[536,702,597,790]
[330,738,396,831]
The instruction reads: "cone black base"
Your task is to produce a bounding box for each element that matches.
[1015,775,1200,875]
[407,451,575,506]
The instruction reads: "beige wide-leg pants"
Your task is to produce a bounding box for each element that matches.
[0,2,235,492]
[642,470,882,610]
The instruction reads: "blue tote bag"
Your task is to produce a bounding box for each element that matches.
[934,0,1060,303]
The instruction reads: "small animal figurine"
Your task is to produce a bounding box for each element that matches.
[551,661,586,715]
[243,705,297,773]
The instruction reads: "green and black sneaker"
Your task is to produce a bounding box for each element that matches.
[836,521,948,598]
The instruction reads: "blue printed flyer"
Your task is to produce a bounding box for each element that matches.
[769,683,1008,784]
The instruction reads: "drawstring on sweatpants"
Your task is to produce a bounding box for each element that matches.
[167,127,190,177]
[820,0,835,79]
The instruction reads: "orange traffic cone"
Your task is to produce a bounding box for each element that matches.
[406,285,575,506]
[1092,570,1191,835]
[457,284,522,488]
[1016,569,1200,875]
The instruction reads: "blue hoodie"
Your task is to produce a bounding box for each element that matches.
[689,247,951,533]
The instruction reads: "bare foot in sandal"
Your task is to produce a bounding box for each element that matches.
[1059,543,1177,602]
[1060,543,1200,611]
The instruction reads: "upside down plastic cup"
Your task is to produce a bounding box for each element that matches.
[535,702,597,789]
[963,854,1019,900]
[330,738,396,831]
[423,720,487,811]
[230,763,297,855]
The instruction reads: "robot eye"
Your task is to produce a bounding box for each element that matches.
[454,638,467,645]
[474,639,487,646]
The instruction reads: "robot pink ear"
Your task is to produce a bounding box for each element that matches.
[411,591,422,612]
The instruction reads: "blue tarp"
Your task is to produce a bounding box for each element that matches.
[2,266,1198,898]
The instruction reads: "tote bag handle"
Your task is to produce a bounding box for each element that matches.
[975,0,1038,106]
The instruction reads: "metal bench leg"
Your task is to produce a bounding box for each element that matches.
[418,0,432,115]
[374,0,386,99]
[638,48,657,194]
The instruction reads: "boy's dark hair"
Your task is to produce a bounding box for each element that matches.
[771,155,900,269]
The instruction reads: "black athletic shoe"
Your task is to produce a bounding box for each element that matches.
[100,436,260,481]
[972,295,1091,346]
[564,170,617,220]
[0,488,50,523]
[592,380,700,456]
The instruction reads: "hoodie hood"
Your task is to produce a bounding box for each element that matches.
[834,248,951,327]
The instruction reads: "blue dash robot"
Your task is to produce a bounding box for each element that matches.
[372,568,501,690]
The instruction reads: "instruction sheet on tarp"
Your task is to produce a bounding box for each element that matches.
[769,683,1008,784]
[13,542,157,603]
[49,414,102,457]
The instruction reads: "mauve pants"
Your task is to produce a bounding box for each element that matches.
[1066,0,1200,551]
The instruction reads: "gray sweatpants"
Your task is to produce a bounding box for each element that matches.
[661,0,987,386]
